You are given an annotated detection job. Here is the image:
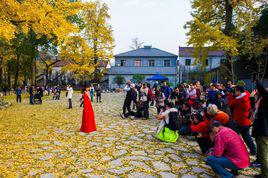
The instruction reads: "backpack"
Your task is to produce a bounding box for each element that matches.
[166,111,180,131]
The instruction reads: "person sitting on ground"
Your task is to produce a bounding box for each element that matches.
[206,121,250,177]
[206,104,229,126]
[179,102,192,135]
[156,102,179,143]
[190,111,212,155]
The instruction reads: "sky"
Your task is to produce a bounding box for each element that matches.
[102,0,193,55]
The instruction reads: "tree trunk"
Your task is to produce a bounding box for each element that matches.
[224,0,234,36]
[230,57,236,83]
[13,53,20,90]
[261,47,268,81]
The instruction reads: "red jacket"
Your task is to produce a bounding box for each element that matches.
[211,127,250,169]
[190,121,210,138]
[228,93,251,126]
[210,112,230,125]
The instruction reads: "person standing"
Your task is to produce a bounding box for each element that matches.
[89,84,94,102]
[67,84,73,109]
[141,83,149,119]
[206,121,250,177]
[121,81,132,118]
[96,84,102,102]
[29,85,34,104]
[80,86,97,133]
[228,86,256,155]
[161,81,171,101]
[252,84,268,178]
[56,84,61,100]
[207,83,220,107]
[37,86,43,104]
[16,87,22,103]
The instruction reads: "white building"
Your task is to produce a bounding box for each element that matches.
[178,47,226,82]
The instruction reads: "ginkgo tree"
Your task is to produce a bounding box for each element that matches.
[60,35,95,81]
[60,1,114,83]
[0,0,83,87]
[185,0,265,82]
[83,0,114,82]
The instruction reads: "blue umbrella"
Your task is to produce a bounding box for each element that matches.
[147,74,168,81]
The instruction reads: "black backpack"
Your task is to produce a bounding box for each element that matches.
[166,111,180,131]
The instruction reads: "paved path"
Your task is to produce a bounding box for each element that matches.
[0,93,260,177]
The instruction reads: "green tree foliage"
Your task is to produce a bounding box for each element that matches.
[113,75,125,88]
[185,0,265,82]
[132,74,145,83]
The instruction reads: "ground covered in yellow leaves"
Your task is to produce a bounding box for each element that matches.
[0,93,260,177]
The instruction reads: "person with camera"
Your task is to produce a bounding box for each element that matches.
[206,120,250,177]
[190,111,212,155]
[206,104,229,126]
[178,102,192,135]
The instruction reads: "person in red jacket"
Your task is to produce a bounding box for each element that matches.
[206,121,250,177]
[190,112,213,154]
[206,104,230,125]
[228,86,256,155]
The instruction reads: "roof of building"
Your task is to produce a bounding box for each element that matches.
[53,60,108,68]
[179,47,225,57]
[114,46,178,58]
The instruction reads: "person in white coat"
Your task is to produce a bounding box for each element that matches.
[67,84,74,109]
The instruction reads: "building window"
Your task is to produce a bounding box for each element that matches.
[164,60,170,67]
[149,60,155,67]
[135,60,141,67]
[205,59,209,66]
[185,59,191,66]
[120,60,126,66]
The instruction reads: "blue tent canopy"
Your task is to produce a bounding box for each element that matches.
[147,74,168,81]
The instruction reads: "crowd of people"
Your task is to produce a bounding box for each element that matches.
[120,79,268,178]
[12,83,103,110]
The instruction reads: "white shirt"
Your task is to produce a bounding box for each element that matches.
[67,87,73,99]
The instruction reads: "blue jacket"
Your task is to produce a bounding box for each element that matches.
[16,88,22,95]
[161,86,171,99]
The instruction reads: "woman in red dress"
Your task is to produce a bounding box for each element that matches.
[80,86,97,133]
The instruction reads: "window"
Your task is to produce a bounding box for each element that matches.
[185,59,191,66]
[120,60,126,66]
[149,60,155,67]
[164,60,170,67]
[135,60,141,67]
[205,59,209,66]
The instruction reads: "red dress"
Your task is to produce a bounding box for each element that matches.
[80,92,97,133]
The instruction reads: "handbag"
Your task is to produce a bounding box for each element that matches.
[157,126,179,143]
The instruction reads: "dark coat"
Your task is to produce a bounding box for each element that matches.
[252,97,268,137]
